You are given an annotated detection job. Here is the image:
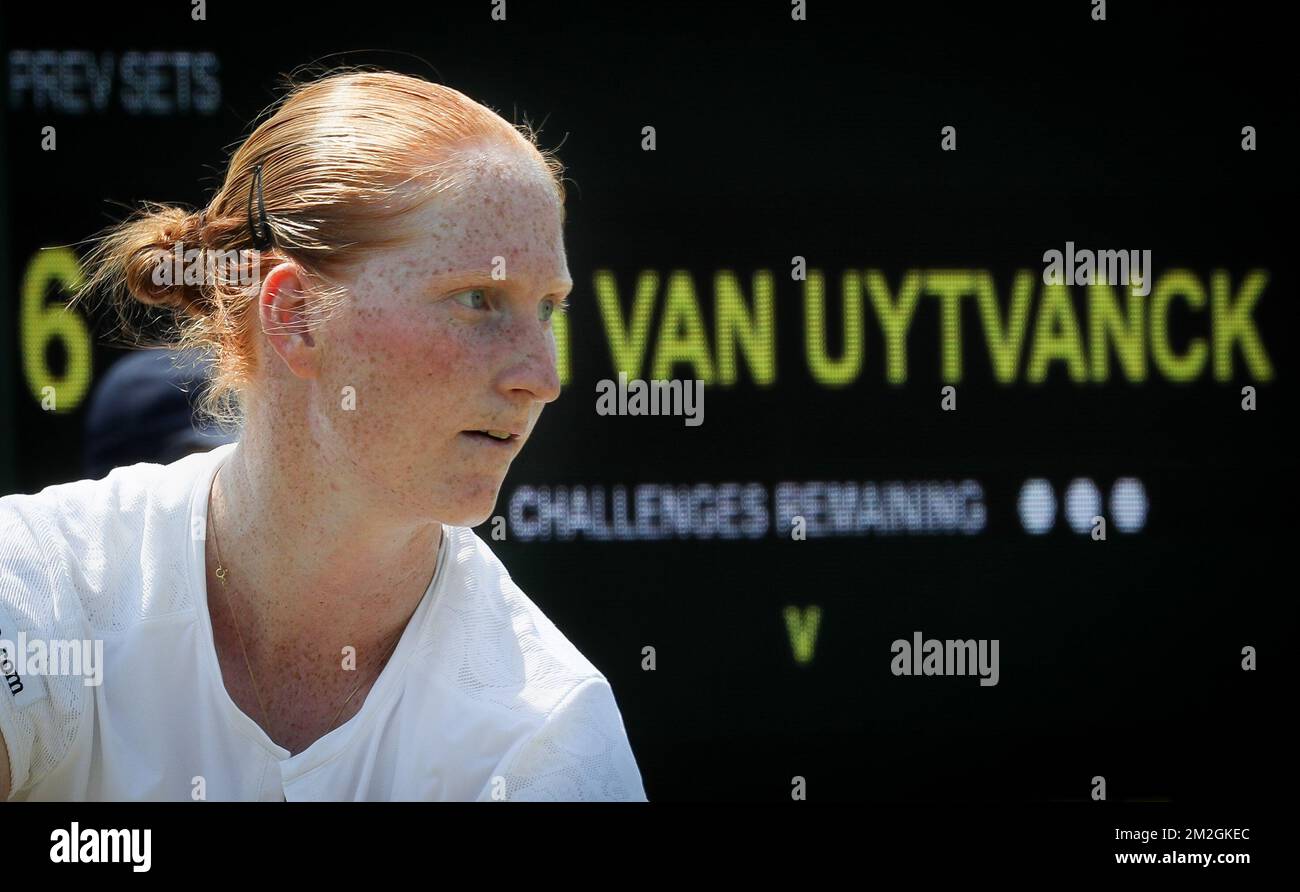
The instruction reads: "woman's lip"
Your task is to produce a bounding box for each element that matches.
[460,430,520,448]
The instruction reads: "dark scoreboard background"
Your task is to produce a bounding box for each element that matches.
[1,1,1292,802]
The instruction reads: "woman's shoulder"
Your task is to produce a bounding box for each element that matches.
[425,527,614,712]
[0,483,87,631]
[0,448,223,630]
[435,530,647,801]
[2,448,211,531]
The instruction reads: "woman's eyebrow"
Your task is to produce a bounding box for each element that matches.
[434,269,572,294]
[432,269,494,286]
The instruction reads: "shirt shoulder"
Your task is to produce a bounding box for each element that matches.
[0,483,93,795]
[416,528,647,801]
[419,527,608,714]
[0,448,225,796]
[0,447,222,635]
[485,674,648,802]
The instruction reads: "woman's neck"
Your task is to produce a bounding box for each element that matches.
[207,430,443,665]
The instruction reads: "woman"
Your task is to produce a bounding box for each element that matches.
[0,69,647,801]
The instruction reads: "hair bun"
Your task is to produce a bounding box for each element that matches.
[122,206,214,318]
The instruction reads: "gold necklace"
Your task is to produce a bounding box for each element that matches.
[209,507,402,750]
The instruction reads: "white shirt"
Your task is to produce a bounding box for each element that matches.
[0,443,647,801]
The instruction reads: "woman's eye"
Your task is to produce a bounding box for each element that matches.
[452,288,488,310]
[539,297,570,322]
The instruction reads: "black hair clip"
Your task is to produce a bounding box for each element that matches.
[246,162,275,251]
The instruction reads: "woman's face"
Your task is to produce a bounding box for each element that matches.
[306,145,571,528]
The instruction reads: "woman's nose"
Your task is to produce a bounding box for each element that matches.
[497,314,561,404]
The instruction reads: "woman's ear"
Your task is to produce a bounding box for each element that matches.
[258,262,319,379]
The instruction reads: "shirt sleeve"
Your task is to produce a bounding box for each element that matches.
[0,499,89,798]
[478,675,648,802]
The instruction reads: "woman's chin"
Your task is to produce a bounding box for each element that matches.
[436,496,501,530]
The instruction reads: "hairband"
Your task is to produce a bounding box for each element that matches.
[246,162,275,251]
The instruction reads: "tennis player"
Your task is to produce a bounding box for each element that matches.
[0,69,647,801]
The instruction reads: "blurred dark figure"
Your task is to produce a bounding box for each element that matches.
[82,348,239,480]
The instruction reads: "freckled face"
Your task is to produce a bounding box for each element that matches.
[310,146,570,527]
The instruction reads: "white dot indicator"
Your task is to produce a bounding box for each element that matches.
[1018,478,1056,534]
[1065,478,1101,533]
[1110,477,1148,532]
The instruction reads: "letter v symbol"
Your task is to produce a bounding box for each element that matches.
[783,605,822,665]
[593,269,658,378]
